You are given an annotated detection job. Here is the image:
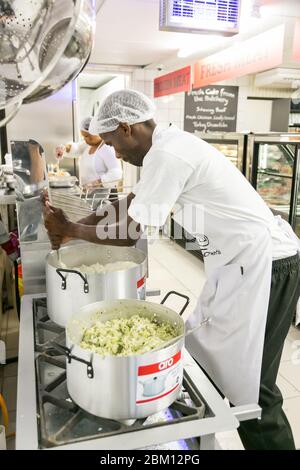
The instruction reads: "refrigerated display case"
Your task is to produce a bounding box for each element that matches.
[195,132,249,175]
[247,133,300,236]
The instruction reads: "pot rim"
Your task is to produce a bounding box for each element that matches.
[46,243,147,274]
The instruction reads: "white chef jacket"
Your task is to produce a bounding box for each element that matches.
[128,125,299,405]
[67,142,122,187]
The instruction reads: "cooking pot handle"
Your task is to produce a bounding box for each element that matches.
[160,291,190,316]
[56,268,89,293]
[52,342,94,379]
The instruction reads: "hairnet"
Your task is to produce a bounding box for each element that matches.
[80,117,92,132]
[89,90,156,135]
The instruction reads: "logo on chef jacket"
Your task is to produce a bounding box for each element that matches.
[188,234,221,257]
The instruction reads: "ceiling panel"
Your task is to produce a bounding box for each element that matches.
[90,0,226,66]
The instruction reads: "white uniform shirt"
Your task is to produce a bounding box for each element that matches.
[129,125,297,262]
[67,142,122,187]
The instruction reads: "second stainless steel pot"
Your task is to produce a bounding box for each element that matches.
[46,243,147,328]
[55,291,190,420]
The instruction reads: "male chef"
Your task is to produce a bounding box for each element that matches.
[44,89,300,450]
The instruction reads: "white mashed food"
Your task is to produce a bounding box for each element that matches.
[80,315,178,356]
[60,261,137,273]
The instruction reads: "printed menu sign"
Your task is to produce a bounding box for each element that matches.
[184,85,239,133]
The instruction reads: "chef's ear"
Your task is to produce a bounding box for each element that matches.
[118,123,132,137]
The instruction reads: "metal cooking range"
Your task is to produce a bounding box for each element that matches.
[16,295,261,450]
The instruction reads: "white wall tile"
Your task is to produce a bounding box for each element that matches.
[168,108,182,122]
[156,121,169,128]
[145,70,158,81]
[135,80,146,93]
[144,81,153,97]
[132,69,145,81]
[156,109,169,122]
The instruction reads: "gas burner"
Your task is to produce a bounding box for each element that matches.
[36,353,204,449]
[33,299,205,450]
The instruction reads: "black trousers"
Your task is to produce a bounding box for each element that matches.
[238,254,300,450]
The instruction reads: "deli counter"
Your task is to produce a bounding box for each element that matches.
[247,133,300,236]
[195,132,249,175]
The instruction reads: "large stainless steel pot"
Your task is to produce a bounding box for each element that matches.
[46,243,148,328]
[55,291,190,420]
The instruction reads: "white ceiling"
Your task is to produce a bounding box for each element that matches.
[89,0,300,72]
[90,0,228,67]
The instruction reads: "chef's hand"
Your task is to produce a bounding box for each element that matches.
[40,188,49,206]
[48,233,63,251]
[43,203,72,243]
[48,233,72,250]
[55,144,66,159]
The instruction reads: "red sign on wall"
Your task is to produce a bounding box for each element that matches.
[154,66,191,98]
[293,19,300,61]
[193,24,285,89]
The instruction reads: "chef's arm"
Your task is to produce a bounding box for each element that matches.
[65,142,86,157]
[77,193,135,226]
[44,193,140,248]
[67,212,140,247]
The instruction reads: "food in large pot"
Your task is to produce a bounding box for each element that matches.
[54,292,190,420]
[80,314,178,356]
[46,243,147,328]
